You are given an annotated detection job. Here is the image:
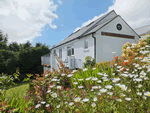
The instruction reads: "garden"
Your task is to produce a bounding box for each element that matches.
[0,37,150,113]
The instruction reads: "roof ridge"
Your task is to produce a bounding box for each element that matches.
[51,10,117,50]
[80,10,117,37]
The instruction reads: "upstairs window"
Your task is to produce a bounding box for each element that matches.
[85,39,88,49]
[67,44,74,56]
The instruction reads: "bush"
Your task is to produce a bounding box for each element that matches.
[83,56,96,68]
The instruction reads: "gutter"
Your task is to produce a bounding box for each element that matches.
[92,33,96,62]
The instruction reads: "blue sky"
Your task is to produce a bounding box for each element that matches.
[0,0,149,48]
[32,0,113,48]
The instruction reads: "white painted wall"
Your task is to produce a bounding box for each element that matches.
[50,34,94,70]
[74,34,94,64]
[95,16,139,63]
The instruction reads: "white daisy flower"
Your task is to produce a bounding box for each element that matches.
[51,79,57,81]
[143,96,147,100]
[67,74,73,77]
[82,98,89,102]
[114,63,117,66]
[91,103,96,107]
[91,89,94,91]
[103,73,108,77]
[83,68,88,72]
[69,102,74,106]
[100,88,107,93]
[120,93,126,97]
[92,86,99,89]
[93,97,98,101]
[51,93,57,98]
[92,77,98,81]
[61,73,65,76]
[125,98,131,101]
[92,67,96,70]
[137,84,142,88]
[85,77,91,80]
[78,86,84,89]
[73,82,78,85]
[57,105,60,108]
[72,70,77,73]
[46,104,50,107]
[117,66,122,68]
[97,80,102,83]
[133,78,142,82]
[57,86,62,90]
[105,85,113,89]
[45,74,49,77]
[116,99,122,102]
[112,73,115,75]
[97,72,103,75]
[97,92,101,95]
[137,92,142,96]
[144,77,149,80]
[78,79,83,81]
[35,104,41,109]
[124,60,129,62]
[74,97,81,102]
[47,90,51,93]
[144,91,150,97]
[107,92,113,95]
[41,101,46,104]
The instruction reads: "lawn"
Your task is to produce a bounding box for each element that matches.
[4,81,29,99]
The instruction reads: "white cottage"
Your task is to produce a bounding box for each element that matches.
[41,10,140,72]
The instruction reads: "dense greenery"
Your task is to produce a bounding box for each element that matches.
[1,37,150,112]
[0,32,150,112]
[83,56,96,68]
[0,30,50,80]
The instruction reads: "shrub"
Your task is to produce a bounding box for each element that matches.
[83,56,96,68]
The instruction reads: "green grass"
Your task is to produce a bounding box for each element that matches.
[4,81,29,99]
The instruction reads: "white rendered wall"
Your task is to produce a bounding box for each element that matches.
[95,16,139,63]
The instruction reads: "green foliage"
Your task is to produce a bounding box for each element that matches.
[0,49,19,74]
[142,36,150,45]
[83,56,96,68]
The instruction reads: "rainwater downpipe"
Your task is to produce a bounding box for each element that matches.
[92,33,96,62]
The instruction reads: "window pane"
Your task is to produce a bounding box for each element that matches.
[85,40,88,49]
[72,48,74,55]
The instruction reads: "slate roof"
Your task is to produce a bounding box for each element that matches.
[50,10,140,50]
[134,25,150,36]
[83,16,119,36]
[50,10,117,50]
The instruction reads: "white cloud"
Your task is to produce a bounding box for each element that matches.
[0,0,59,45]
[58,0,63,5]
[74,0,150,32]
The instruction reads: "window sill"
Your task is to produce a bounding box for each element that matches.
[84,49,89,52]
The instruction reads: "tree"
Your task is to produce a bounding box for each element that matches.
[8,42,20,52]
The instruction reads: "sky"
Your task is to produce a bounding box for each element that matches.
[0,0,150,49]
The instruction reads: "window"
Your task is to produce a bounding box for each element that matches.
[54,50,56,54]
[85,39,88,49]
[67,44,74,56]
[59,48,62,59]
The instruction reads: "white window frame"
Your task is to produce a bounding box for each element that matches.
[84,39,88,49]
[67,44,74,56]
